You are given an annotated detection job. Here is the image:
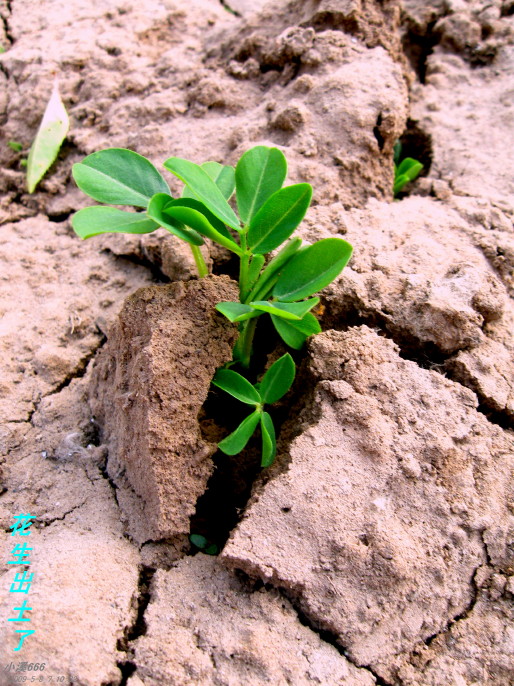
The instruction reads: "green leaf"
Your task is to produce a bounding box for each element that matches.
[182,162,235,201]
[212,369,261,405]
[235,146,287,224]
[176,196,233,240]
[215,302,261,323]
[201,162,236,200]
[163,199,242,254]
[259,353,296,405]
[247,183,312,254]
[273,238,353,302]
[27,81,69,193]
[163,157,240,230]
[147,193,204,245]
[8,141,23,152]
[250,297,319,321]
[189,535,218,555]
[246,237,302,303]
[72,206,159,239]
[393,174,409,195]
[189,534,208,549]
[260,412,276,467]
[73,148,170,208]
[218,410,261,455]
[397,157,423,180]
[394,158,423,196]
[271,311,321,349]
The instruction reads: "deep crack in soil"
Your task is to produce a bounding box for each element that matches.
[114,566,156,686]
[191,315,313,552]
[324,301,514,432]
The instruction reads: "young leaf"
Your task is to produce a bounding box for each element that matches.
[259,353,296,405]
[235,146,287,224]
[189,534,218,555]
[394,158,423,196]
[73,148,170,207]
[201,162,236,200]
[397,157,423,180]
[260,412,277,467]
[218,410,261,455]
[250,297,319,321]
[273,238,353,302]
[204,543,219,555]
[393,173,410,196]
[27,81,69,193]
[271,311,321,349]
[189,534,208,549]
[147,193,204,245]
[163,157,240,230]
[182,162,235,201]
[247,183,312,254]
[246,237,303,303]
[247,254,265,290]
[72,206,159,239]
[163,200,242,255]
[175,196,233,240]
[212,369,261,405]
[215,302,260,323]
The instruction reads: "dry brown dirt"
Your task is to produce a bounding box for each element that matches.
[0,1,513,685]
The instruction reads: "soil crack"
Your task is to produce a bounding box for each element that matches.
[219,1,241,18]
[274,586,393,686]
[115,565,156,686]
[190,336,313,554]
[0,0,14,47]
[0,0,14,82]
[324,306,514,431]
[35,501,87,529]
[420,530,491,652]
[25,337,105,428]
[103,247,170,284]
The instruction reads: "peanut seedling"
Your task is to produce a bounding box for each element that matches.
[393,140,423,197]
[72,145,353,467]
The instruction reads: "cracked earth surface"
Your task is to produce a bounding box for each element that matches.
[0,0,513,684]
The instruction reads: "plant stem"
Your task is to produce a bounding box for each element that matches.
[239,231,250,300]
[237,318,258,368]
[190,244,209,278]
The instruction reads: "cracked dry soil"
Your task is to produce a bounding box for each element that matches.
[0,0,513,684]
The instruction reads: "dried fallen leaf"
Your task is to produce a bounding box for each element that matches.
[26,80,69,193]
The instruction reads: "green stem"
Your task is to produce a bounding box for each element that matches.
[248,274,279,303]
[190,244,209,278]
[237,318,258,368]
[245,238,302,303]
[239,231,250,300]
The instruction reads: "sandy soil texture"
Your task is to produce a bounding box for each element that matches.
[0,0,513,684]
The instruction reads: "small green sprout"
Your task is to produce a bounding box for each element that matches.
[393,141,423,197]
[8,141,23,152]
[189,534,219,555]
[213,353,295,466]
[71,145,353,467]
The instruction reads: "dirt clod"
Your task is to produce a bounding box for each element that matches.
[222,326,514,682]
[90,276,239,543]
